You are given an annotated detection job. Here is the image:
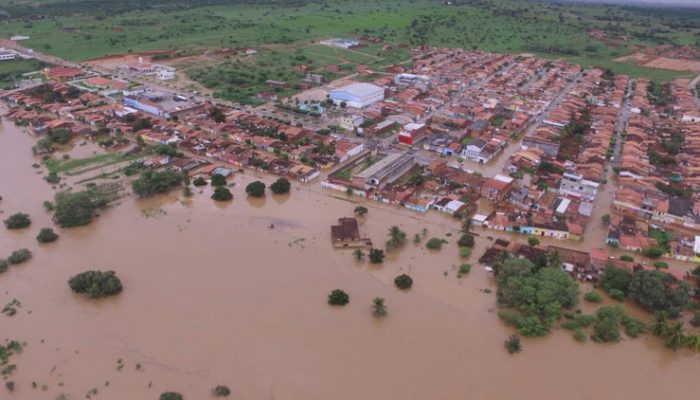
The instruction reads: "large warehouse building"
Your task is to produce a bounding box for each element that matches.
[329,83,384,108]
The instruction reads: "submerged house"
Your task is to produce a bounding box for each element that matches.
[331,218,372,248]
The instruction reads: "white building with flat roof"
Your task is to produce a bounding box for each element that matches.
[329,83,384,108]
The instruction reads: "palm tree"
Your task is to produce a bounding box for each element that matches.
[664,321,686,351]
[462,218,472,233]
[372,297,387,318]
[650,311,669,337]
[353,248,365,261]
[685,334,700,353]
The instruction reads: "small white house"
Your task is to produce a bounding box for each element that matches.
[157,69,175,81]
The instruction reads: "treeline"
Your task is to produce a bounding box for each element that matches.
[0,0,311,18]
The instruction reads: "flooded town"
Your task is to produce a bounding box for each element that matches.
[1,1,700,399]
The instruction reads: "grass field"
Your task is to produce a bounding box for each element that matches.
[0,0,698,92]
[0,58,49,89]
[45,152,141,175]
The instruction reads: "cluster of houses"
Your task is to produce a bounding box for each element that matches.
[607,77,700,262]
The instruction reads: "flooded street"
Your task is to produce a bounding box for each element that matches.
[0,117,698,400]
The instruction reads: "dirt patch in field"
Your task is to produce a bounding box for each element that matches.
[641,57,700,73]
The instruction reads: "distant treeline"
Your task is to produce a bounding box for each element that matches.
[0,0,311,18]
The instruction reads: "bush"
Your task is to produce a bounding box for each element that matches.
[584,290,602,303]
[458,264,471,276]
[425,237,447,250]
[457,234,475,248]
[459,247,472,259]
[0,259,7,273]
[159,392,183,400]
[270,177,291,194]
[36,228,59,243]
[4,213,31,229]
[528,237,540,247]
[245,181,266,197]
[599,266,633,295]
[498,309,522,327]
[516,316,550,337]
[573,329,588,342]
[211,187,233,201]
[212,385,231,397]
[591,305,624,343]
[368,248,385,264]
[192,177,207,186]
[653,261,669,269]
[7,249,31,265]
[642,247,665,258]
[210,173,227,187]
[690,312,700,328]
[621,315,646,338]
[629,270,690,317]
[328,289,349,306]
[504,335,521,354]
[68,270,123,298]
[620,255,634,262]
[575,314,596,328]
[608,288,625,301]
[394,274,413,290]
[354,206,368,216]
[54,190,107,228]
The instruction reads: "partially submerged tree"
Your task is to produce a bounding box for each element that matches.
[36,227,59,243]
[328,289,349,306]
[372,297,387,318]
[68,270,123,298]
[245,181,266,197]
[4,213,31,229]
[270,177,291,194]
[394,274,413,290]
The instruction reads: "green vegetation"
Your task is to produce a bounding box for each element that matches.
[0,340,23,378]
[496,258,579,337]
[4,213,31,229]
[193,177,207,186]
[504,335,521,354]
[368,248,385,264]
[591,305,625,343]
[386,226,407,251]
[425,237,447,250]
[54,190,108,227]
[573,329,588,342]
[621,315,646,338]
[584,290,602,303]
[211,186,233,201]
[7,249,32,265]
[394,274,413,290]
[270,177,291,194]
[458,264,471,277]
[212,385,231,397]
[527,237,540,247]
[159,392,183,400]
[36,228,59,243]
[210,173,227,187]
[354,205,368,216]
[45,152,140,175]
[245,181,266,197]
[132,170,183,197]
[628,270,690,317]
[0,259,7,274]
[327,289,349,306]
[68,270,123,298]
[372,297,387,318]
[457,234,475,248]
[599,265,633,296]
[0,58,49,89]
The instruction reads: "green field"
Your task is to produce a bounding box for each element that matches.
[45,152,141,175]
[0,58,48,89]
[0,0,698,94]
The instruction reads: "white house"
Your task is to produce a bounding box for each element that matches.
[558,172,599,201]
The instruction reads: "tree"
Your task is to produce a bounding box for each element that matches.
[159,392,183,400]
[68,270,123,298]
[210,173,227,187]
[48,128,72,144]
[270,177,291,194]
[353,248,365,261]
[591,305,624,343]
[457,234,474,248]
[7,249,31,265]
[211,187,233,201]
[650,311,669,337]
[386,226,406,251]
[0,259,7,273]
[132,170,182,197]
[54,190,107,228]
[642,247,665,258]
[354,205,368,216]
[685,334,700,352]
[664,321,686,351]
[426,237,447,250]
[601,214,611,225]
[504,335,522,354]
[528,237,540,247]
[4,213,31,229]
[394,274,413,289]
[212,385,231,397]
[368,248,385,264]
[628,270,690,317]
[599,266,633,295]
[36,228,59,243]
[245,181,266,197]
[328,289,349,306]
[372,297,387,318]
[193,177,207,186]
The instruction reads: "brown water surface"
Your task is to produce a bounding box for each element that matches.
[0,115,697,400]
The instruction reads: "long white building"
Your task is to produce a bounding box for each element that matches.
[329,83,384,108]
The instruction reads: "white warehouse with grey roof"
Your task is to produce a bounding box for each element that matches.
[329,82,384,108]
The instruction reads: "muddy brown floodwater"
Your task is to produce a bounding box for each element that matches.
[0,115,697,400]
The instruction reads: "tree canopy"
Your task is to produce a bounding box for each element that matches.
[68,270,123,298]
[131,169,182,197]
[245,181,266,197]
[4,213,31,229]
[54,190,107,228]
[270,177,291,194]
[628,270,690,317]
[211,186,233,201]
